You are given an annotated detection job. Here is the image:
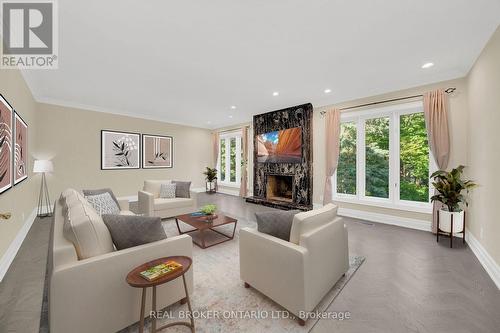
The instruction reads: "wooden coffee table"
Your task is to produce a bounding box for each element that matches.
[175,213,238,249]
[126,256,194,333]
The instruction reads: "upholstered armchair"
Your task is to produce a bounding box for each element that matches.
[239,204,349,325]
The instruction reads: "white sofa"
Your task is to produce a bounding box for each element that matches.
[239,204,349,325]
[138,180,198,218]
[49,189,193,333]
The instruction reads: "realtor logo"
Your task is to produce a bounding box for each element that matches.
[1,0,58,68]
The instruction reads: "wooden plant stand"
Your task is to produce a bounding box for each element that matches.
[437,211,466,248]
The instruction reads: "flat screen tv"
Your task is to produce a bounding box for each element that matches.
[257,127,302,163]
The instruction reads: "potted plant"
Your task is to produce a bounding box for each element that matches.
[430,165,476,234]
[203,167,218,193]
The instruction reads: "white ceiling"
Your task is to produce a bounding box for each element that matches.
[22,0,500,129]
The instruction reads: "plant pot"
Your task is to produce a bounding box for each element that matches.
[438,209,464,233]
[206,180,217,193]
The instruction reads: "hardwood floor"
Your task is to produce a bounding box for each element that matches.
[0,193,498,332]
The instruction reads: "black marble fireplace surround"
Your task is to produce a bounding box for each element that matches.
[246,103,313,211]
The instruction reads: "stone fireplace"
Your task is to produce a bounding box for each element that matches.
[266,174,294,203]
[246,103,313,211]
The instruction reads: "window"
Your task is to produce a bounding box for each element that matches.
[333,101,434,212]
[365,117,390,198]
[336,122,357,195]
[218,131,243,186]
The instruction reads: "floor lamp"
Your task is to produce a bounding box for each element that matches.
[34,160,54,218]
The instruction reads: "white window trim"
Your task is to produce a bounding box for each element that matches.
[217,130,243,187]
[332,101,435,214]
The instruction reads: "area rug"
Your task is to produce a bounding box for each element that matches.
[40,216,364,333]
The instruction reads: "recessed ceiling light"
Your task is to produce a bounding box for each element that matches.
[272,92,279,96]
[421,62,434,69]
[229,115,233,119]
[230,105,236,110]
[324,89,332,94]
[207,121,211,124]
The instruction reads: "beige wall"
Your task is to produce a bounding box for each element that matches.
[313,77,469,222]
[35,103,212,200]
[466,26,500,266]
[0,70,38,260]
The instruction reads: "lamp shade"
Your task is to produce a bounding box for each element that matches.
[33,160,54,173]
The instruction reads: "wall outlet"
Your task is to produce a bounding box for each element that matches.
[22,212,25,221]
[319,195,324,201]
[480,226,484,239]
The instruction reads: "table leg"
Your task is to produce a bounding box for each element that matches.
[152,285,157,332]
[182,274,195,332]
[200,229,206,249]
[139,288,146,333]
[175,218,181,234]
[231,221,238,239]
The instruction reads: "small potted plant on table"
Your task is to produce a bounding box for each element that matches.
[200,204,217,222]
[430,165,476,248]
[203,167,218,194]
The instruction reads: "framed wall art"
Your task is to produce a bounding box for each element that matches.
[0,94,13,194]
[101,130,140,170]
[14,111,28,185]
[142,134,173,168]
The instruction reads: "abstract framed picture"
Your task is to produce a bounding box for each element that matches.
[142,134,173,168]
[0,94,13,194]
[14,111,28,185]
[101,130,140,170]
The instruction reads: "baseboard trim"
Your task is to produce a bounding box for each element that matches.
[0,208,38,282]
[337,207,432,232]
[465,229,500,289]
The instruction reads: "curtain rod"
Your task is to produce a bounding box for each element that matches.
[216,125,249,135]
[319,87,456,116]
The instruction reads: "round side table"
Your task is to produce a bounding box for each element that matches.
[126,256,194,333]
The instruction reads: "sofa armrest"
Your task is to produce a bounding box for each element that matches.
[239,227,308,316]
[138,190,154,216]
[118,198,130,211]
[300,217,349,311]
[50,235,193,333]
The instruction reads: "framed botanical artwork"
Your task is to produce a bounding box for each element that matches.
[142,134,173,168]
[0,94,13,194]
[101,130,140,170]
[14,111,28,185]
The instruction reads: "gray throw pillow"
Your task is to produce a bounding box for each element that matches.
[83,188,120,207]
[255,210,300,241]
[85,192,120,215]
[172,180,191,198]
[160,183,176,198]
[102,215,167,250]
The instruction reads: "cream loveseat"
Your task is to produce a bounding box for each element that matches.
[49,189,193,333]
[138,180,198,218]
[239,203,349,325]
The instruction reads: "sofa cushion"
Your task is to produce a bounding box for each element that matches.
[172,180,191,198]
[85,192,121,215]
[160,183,177,199]
[289,203,338,244]
[144,180,171,198]
[154,197,194,211]
[102,215,167,250]
[82,188,120,207]
[255,210,300,241]
[61,189,115,259]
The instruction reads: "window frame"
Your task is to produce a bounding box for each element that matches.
[217,130,243,187]
[332,101,435,214]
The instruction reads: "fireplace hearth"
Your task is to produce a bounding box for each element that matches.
[266,175,293,203]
